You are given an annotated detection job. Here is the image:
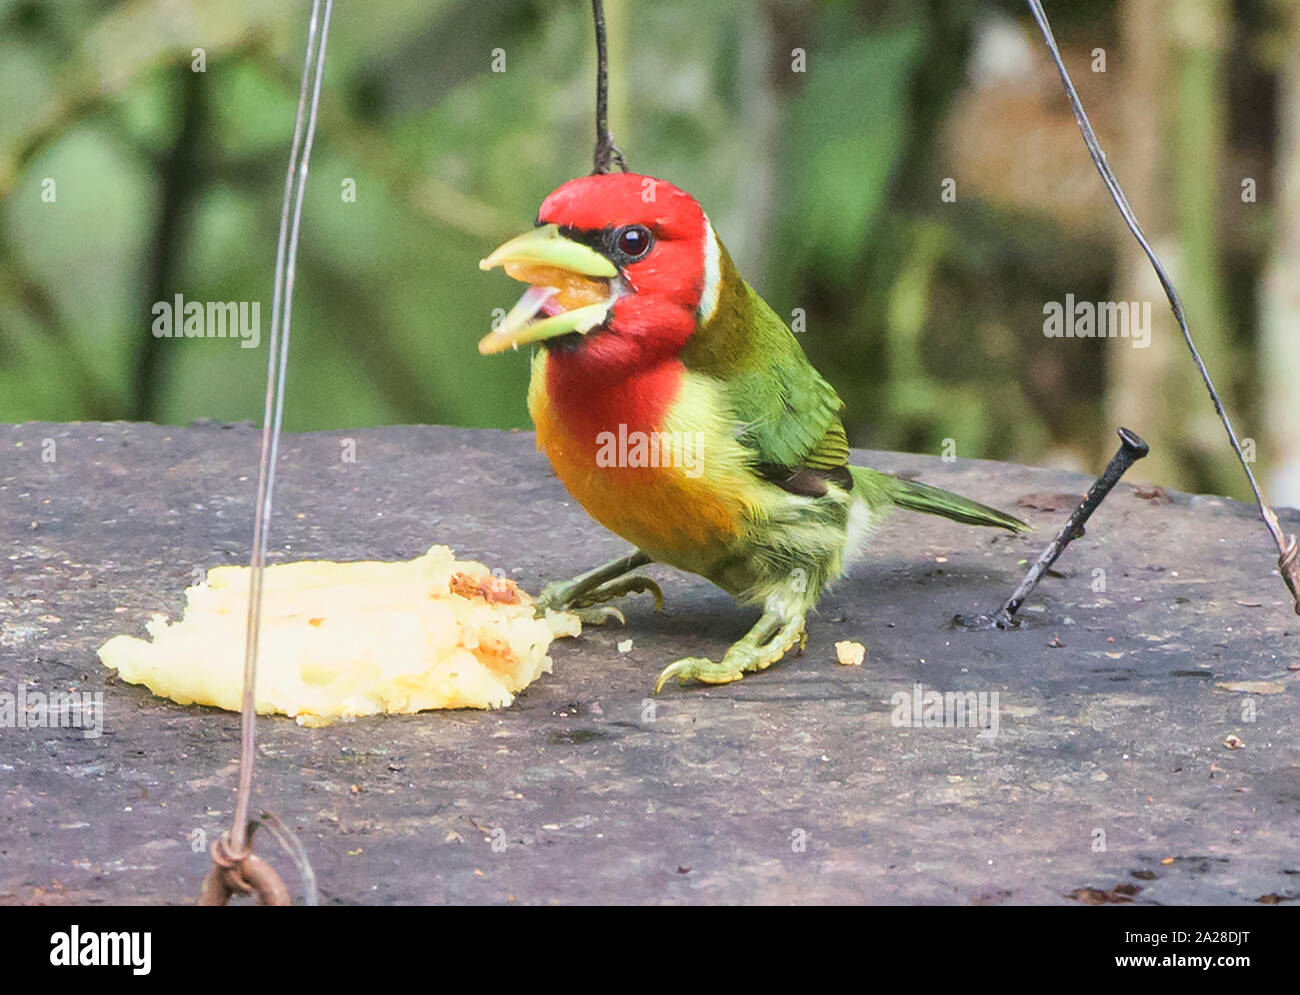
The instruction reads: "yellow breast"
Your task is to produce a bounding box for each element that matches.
[526,352,760,564]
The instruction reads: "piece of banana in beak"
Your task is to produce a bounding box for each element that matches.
[478,224,619,353]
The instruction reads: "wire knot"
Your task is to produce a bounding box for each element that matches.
[592,135,627,175]
[1280,534,1300,616]
[199,830,291,906]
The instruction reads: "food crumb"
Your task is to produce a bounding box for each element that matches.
[835,640,865,666]
[617,639,633,653]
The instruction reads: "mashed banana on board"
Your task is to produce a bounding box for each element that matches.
[98,545,579,725]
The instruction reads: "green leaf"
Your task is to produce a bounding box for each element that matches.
[779,22,927,285]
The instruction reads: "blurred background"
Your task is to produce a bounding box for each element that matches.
[0,0,1296,505]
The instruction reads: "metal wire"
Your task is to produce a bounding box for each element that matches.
[590,0,627,174]
[1025,0,1298,610]
[230,0,334,859]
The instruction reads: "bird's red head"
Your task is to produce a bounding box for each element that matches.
[478,173,719,376]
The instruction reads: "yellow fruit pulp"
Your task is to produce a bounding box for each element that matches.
[97,546,579,725]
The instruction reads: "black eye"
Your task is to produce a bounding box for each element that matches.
[615,225,652,260]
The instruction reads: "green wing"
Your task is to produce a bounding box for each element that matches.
[679,250,1029,534]
[725,291,849,476]
[681,256,849,491]
[679,239,1028,530]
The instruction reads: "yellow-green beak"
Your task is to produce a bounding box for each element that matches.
[478,224,619,354]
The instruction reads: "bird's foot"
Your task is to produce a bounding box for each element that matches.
[565,604,628,627]
[535,562,662,627]
[579,574,664,612]
[655,610,806,692]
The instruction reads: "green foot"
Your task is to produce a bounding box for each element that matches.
[655,610,806,692]
[534,551,661,626]
[566,604,628,627]
[580,574,664,612]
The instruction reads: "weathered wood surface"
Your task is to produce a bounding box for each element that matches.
[2,421,1297,905]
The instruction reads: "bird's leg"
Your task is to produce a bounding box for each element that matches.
[534,549,662,626]
[654,607,807,692]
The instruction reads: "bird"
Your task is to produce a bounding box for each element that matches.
[478,172,1029,691]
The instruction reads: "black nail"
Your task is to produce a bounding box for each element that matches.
[956,427,1150,631]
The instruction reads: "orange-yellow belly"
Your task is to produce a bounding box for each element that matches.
[528,362,746,562]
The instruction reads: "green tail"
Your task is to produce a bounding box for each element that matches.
[849,466,1031,534]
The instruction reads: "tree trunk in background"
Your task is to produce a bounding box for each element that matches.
[1111,0,1237,498]
[1261,1,1300,509]
[1110,0,1181,488]
[1171,0,1234,495]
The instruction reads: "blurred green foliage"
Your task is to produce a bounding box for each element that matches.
[0,0,1290,503]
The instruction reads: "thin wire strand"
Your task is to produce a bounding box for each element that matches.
[590,0,626,174]
[231,0,334,857]
[1025,0,1288,557]
[255,812,319,906]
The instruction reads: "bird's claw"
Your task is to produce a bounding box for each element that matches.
[622,576,665,612]
[654,610,806,693]
[582,574,663,612]
[536,573,662,616]
[654,658,743,693]
[571,604,625,627]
